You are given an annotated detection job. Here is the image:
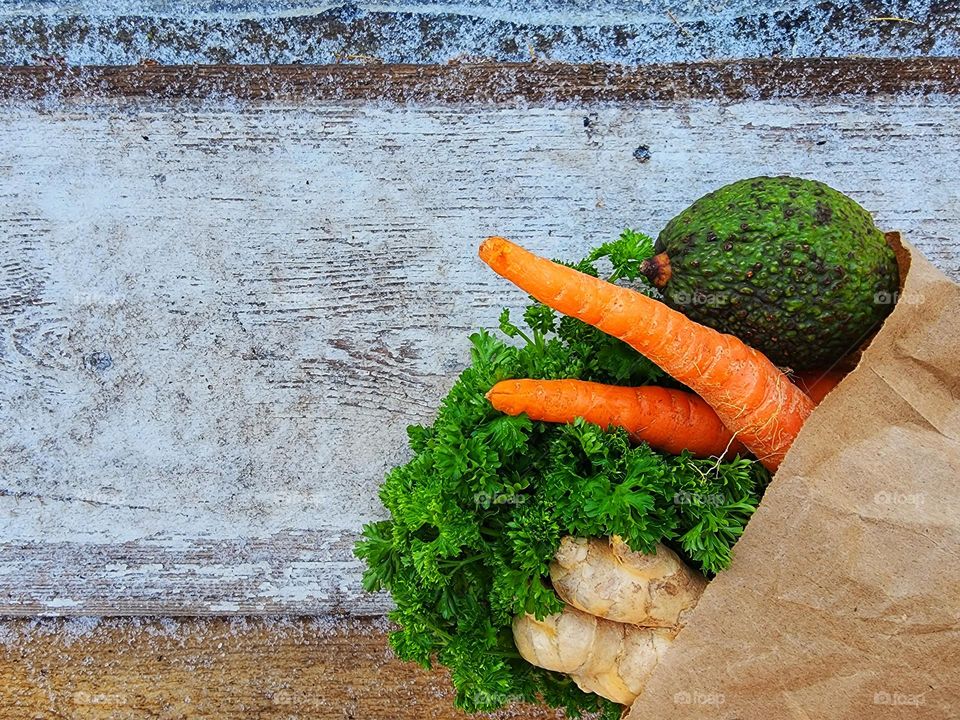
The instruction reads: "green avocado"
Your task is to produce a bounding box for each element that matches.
[642,176,899,370]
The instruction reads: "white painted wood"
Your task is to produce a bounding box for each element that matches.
[1,96,958,614]
[3,1,957,66]
[0,1,830,21]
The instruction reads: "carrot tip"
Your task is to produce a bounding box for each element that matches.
[479,236,511,264]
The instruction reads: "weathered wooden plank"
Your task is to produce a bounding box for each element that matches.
[1,95,959,615]
[2,0,959,66]
[0,616,560,719]
[3,59,960,103]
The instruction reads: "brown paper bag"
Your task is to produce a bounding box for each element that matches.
[627,235,960,719]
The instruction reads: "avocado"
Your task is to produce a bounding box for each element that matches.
[640,176,899,370]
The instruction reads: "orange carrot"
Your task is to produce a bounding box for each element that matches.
[792,369,847,405]
[488,378,748,458]
[479,236,815,471]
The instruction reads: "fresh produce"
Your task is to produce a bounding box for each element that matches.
[487,378,747,458]
[513,605,675,705]
[640,176,899,369]
[360,176,883,715]
[355,231,769,718]
[548,536,706,627]
[488,373,837,462]
[479,236,815,471]
[514,537,706,705]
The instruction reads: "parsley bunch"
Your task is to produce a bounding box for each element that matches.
[355,231,769,717]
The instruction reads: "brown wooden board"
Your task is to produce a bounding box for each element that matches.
[0,617,560,719]
[3,58,960,103]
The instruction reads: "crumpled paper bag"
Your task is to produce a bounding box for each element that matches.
[627,234,960,719]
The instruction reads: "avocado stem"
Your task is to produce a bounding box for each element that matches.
[639,252,672,288]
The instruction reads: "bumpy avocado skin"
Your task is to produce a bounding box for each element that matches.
[655,176,899,370]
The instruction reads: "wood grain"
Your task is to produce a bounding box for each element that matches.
[0,617,560,719]
[3,58,960,103]
[1,91,959,615]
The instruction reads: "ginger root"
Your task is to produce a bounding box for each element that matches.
[551,536,707,626]
[513,536,707,705]
[513,605,675,704]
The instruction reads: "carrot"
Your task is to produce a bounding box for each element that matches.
[488,378,747,458]
[792,369,847,405]
[479,236,816,471]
